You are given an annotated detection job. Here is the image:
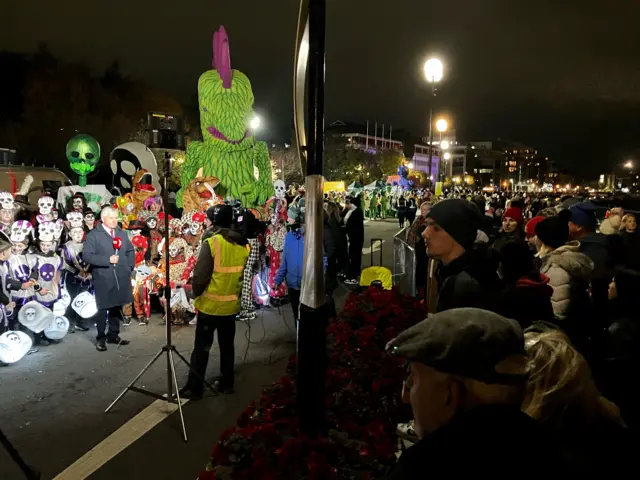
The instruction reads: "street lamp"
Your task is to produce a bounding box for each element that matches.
[436,118,448,133]
[441,140,450,150]
[250,115,261,131]
[424,57,443,189]
[407,162,414,169]
[624,160,634,169]
[443,152,451,160]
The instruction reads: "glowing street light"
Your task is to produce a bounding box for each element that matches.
[435,118,448,133]
[250,115,262,130]
[441,140,450,150]
[424,58,444,83]
[624,160,634,169]
[443,152,451,160]
[407,162,414,169]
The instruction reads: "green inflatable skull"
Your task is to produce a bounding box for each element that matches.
[66,134,100,187]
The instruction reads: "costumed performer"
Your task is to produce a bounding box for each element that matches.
[0,232,17,336]
[6,221,38,332]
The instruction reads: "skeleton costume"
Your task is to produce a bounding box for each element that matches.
[0,191,15,236]
[181,211,206,252]
[145,215,162,263]
[265,197,288,301]
[7,221,38,308]
[63,218,92,331]
[155,237,196,325]
[34,222,63,308]
[128,235,151,324]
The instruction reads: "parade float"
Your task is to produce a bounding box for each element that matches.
[177,26,274,210]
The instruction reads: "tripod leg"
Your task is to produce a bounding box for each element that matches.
[172,348,218,395]
[105,349,164,413]
[168,350,188,442]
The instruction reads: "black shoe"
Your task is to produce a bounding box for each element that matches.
[96,340,107,352]
[178,386,203,401]
[214,381,235,395]
[106,337,130,346]
[123,317,131,326]
[75,324,89,332]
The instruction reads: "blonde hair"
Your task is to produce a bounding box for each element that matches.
[621,213,636,231]
[522,329,624,431]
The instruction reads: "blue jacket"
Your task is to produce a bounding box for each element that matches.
[275,229,305,290]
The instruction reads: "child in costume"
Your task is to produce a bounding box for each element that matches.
[62,218,92,332]
[130,233,152,325]
[34,222,63,309]
[0,191,15,236]
[265,199,288,303]
[155,237,196,325]
[0,232,17,335]
[83,209,96,231]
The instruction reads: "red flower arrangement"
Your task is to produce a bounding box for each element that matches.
[199,287,426,479]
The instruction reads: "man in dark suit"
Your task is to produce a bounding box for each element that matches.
[344,195,364,285]
[84,206,135,351]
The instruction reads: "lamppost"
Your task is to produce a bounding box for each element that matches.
[424,58,443,190]
[443,152,451,181]
[435,118,448,182]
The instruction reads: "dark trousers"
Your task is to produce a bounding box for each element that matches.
[398,211,407,227]
[66,281,88,328]
[289,288,301,323]
[325,254,339,295]
[347,241,363,279]
[96,306,122,341]
[187,313,236,393]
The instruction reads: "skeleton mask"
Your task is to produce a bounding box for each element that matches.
[67,212,83,229]
[169,243,180,258]
[72,292,98,318]
[69,227,84,243]
[189,223,201,235]
[72,197,84,211]
[274,180,286,199]
[146,217,157,230]
[38,221,56,243]
[84,214,95,228]
[10,220,33,244]
[0,191,14,211]
[38,196,55,215]
[39,241,54,256]
[0,330,32,364]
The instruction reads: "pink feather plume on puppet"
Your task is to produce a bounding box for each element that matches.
[213,26,232,89]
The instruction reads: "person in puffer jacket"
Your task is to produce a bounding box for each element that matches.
[274,205,305,325]
[535,216,594,335]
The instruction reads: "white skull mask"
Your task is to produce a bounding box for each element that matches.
[69,227,84,243]
[66,212,83,229]
[189,223,201,235]
[10,220,33,243]
[38,196,55,215]
[0,191,14,211]
[273,180,286,199]
[169,243,180,258]
[38,221,56,242]
[146,218,157,230]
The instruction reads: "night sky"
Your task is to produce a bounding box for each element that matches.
[2,0,640,177]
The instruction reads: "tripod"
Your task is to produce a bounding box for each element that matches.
[0,427,40,479]
[105,152,216,442]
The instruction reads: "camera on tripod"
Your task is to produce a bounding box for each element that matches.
[146,112,185,150]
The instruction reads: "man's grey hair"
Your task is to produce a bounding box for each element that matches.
[100,206,118,220]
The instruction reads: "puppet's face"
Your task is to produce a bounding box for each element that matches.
[69,227,84,243]
[39,241,54,255]
[72,197,84,211]
[66,134,100,177]
[11,242,27,255]
[0,208,13,224]
[38,196,55,215]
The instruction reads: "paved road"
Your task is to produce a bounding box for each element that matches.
[0,220,400,480]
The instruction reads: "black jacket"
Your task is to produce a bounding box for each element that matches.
[345,207,364,246]
[323,216,346,260]
[496,274,555,330]
[385,405,571,479]
[435,246,501,312]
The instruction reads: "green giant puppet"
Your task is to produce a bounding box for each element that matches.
[66,134,100,187]
[177,26,273,209]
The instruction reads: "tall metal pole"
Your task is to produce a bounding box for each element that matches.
[427,106,434,188]
[294,0,327,437]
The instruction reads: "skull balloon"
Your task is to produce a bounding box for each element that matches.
[44,316,70,340]
[72,292,98,319]
[0,330,33,364]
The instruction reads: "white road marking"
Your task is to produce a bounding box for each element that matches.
[53,399,188,480]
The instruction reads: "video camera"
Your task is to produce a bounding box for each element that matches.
[146,113,185,150]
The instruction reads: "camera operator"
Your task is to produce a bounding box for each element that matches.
[180,204,250,399]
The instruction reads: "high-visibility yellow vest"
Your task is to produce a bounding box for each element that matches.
[194,234,250,316]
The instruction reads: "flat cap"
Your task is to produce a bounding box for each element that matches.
[387,308,526,385]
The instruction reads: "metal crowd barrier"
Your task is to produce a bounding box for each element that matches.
[393,227,416,297]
